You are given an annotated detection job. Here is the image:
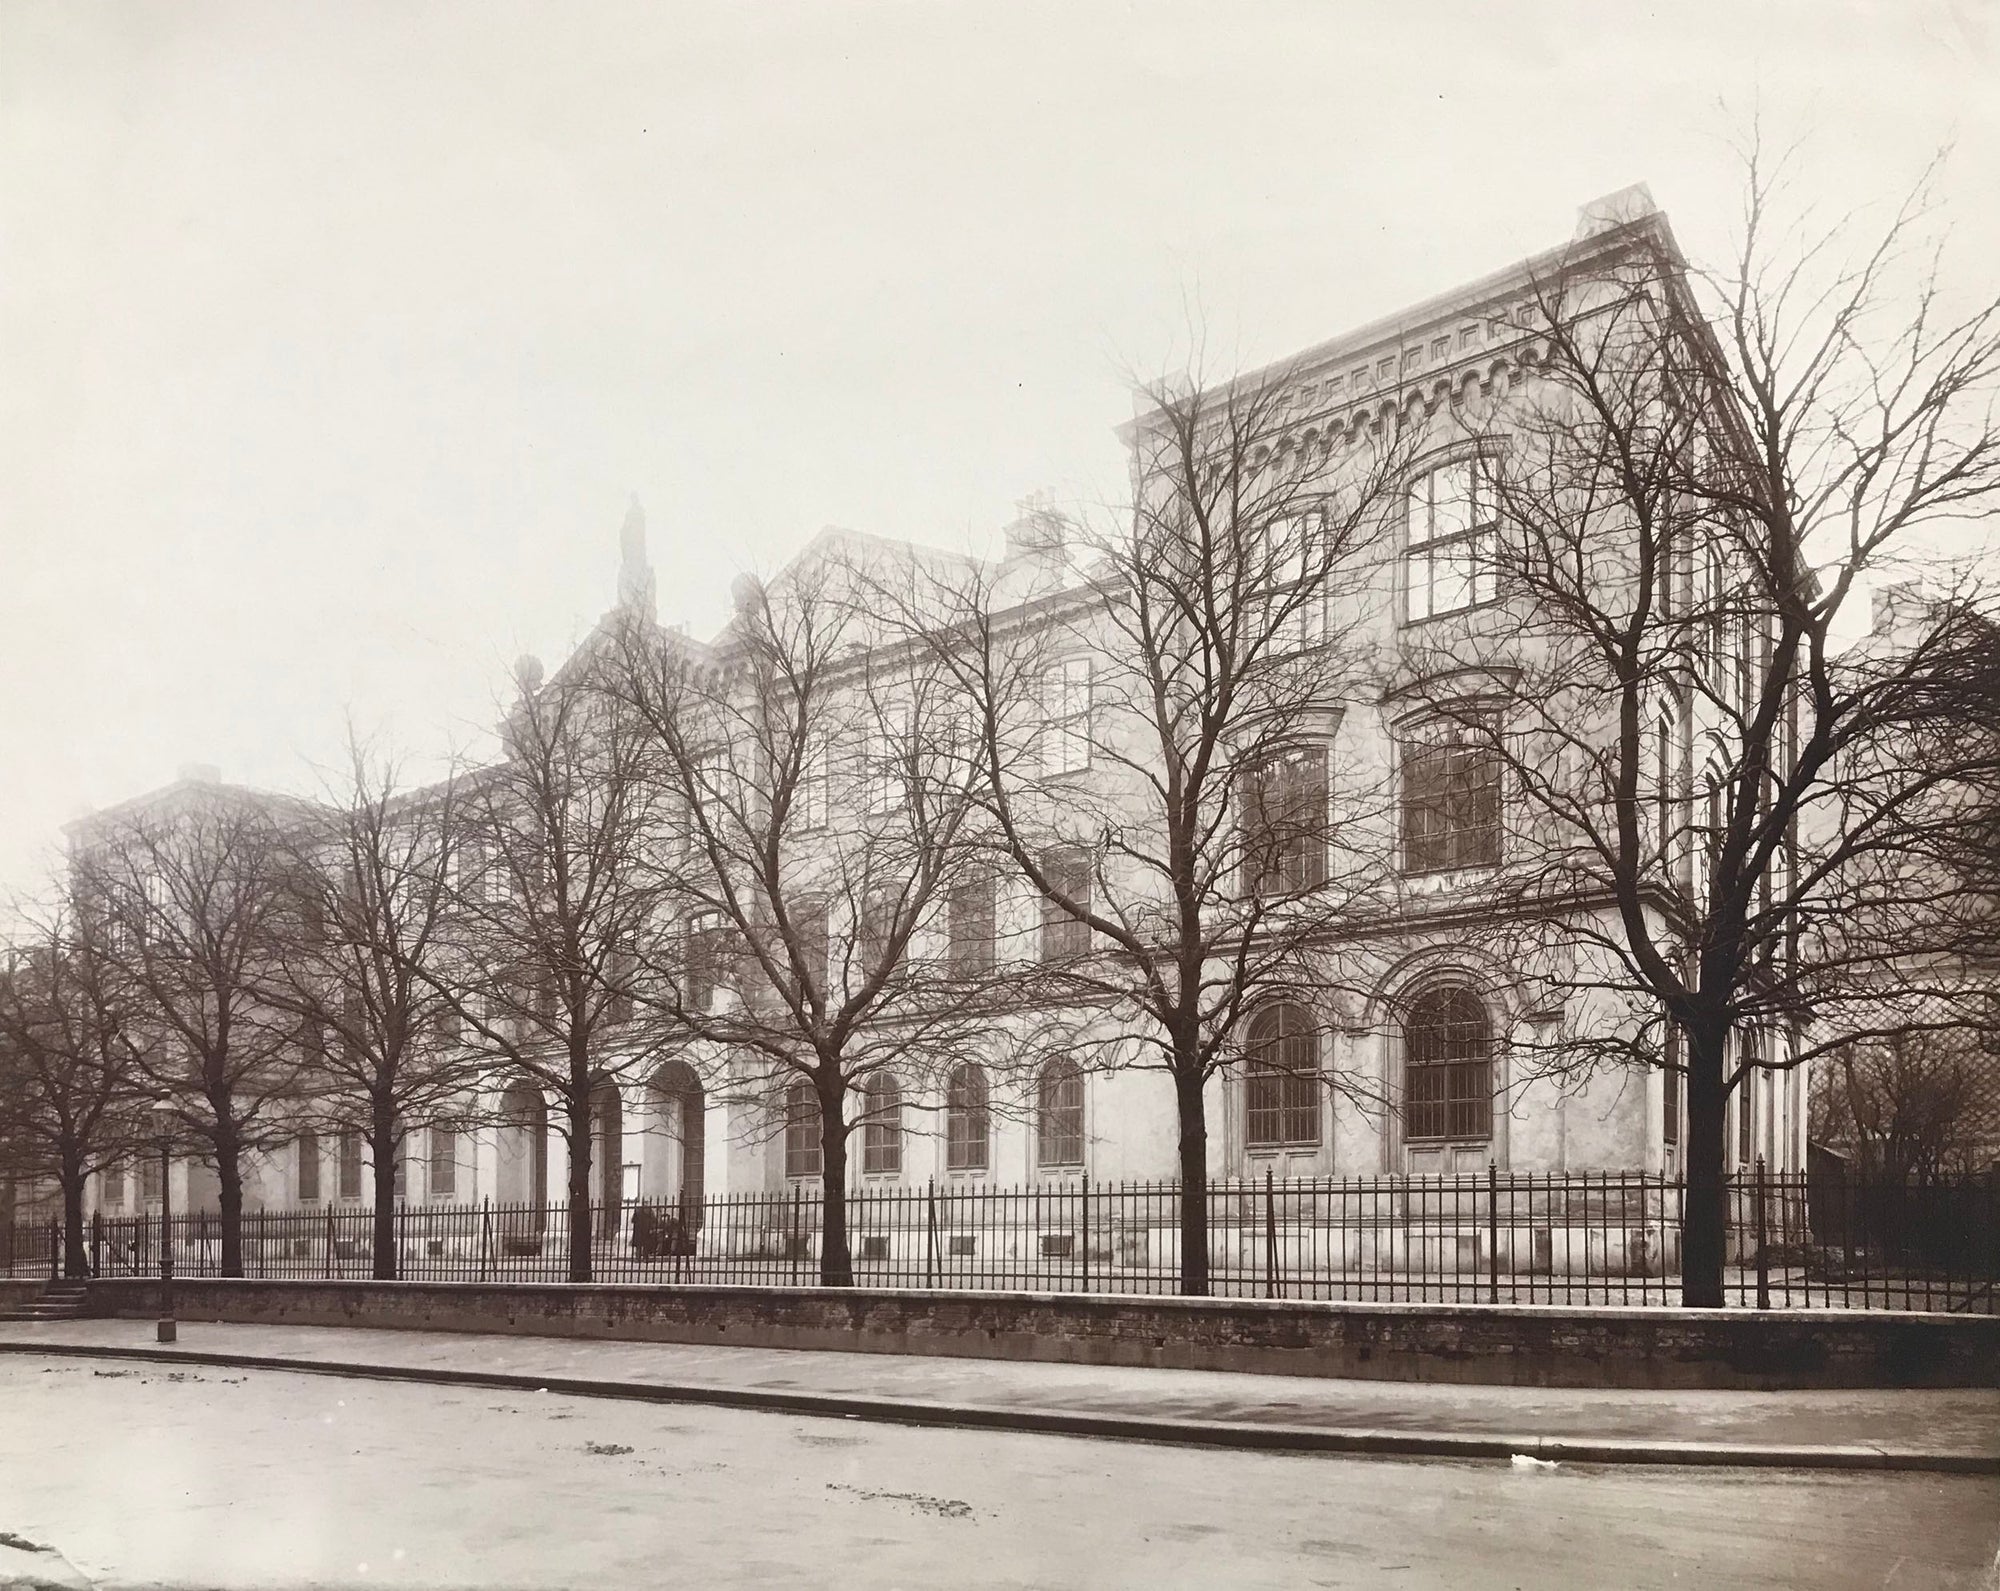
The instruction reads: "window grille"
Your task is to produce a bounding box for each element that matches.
[945,1063,991,1171]
[1399,728,1501,873]
[1037,1059,1085,1167]
[1039,850,1092,960]
[948,875,997,975]
[861,1073,903,1175]
[784,1083,822,1180]
[1243,746,1330,896]
[337,1131,363,1200]
[1245,1004,1321,1148]
[297,1132,320,1202]
[1404,986,1493,1143]
[429,1126,457,1200]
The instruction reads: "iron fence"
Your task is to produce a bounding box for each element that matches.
[9,1165,1997,1311]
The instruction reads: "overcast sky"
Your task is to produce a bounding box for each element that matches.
[3,0,1996,904]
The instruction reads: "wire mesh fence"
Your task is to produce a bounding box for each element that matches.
[10,1165,1998,1311]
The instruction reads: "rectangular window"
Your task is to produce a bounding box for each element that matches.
[861,724,898,816]
[686,910,727,1011]
[1243,746,1330,897]
[791,898,829,1000]
[1404,459,1497,621]
[1376,356,1395,382]
[784,1087,822,1180]
[1040,658,1092,775]
[796,740,829,830]
[1662,1026,1681,1146]
[862,1082,903,1176]
[857,889,895,971]
[391,1136,407,1199]
[1737,1030,1761,1165]
[429,1126,457,1201]
[948,874,997,976]
[100,1164,125,1209]
[1399,729,1502,874]
[297,1132,321,1202]
[1430,336,1450,361]
[140,1154,163,1203]
[1260,516,1327,654]
[1040,849,1093,961]
[337,1132,363,1200]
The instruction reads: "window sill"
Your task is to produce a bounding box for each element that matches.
[1399,596,1504,629]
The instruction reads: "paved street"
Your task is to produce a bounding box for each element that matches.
[4,1355,1998,1589]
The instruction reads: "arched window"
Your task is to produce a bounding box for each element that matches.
[1404,985,1493,1143]
[945,1063,990,1172]
[784,1081,822,1180]
[1037,1059,1084,1168]
[862,1072,903,1176]
[1245,1004,1320,1148]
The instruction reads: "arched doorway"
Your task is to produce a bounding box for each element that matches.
[643,1061,705,1226]
[495,1081,549,1239]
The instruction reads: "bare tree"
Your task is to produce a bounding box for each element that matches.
[429,655,670,1283]
[608,560,1010,1286]
[1813,1020,2000,1184]
[0,903,149,1275]
[1403,146,2000,1303]
[72,787,310,1276]
[885,365,1410,1295]
[267,739,485,1278]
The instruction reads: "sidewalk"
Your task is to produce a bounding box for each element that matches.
[2,1314,1995,1472]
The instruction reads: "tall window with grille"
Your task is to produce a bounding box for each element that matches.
[1403,985,1493,1144]
[1243,746,1330,897]
[297,1132,321,1202]
[1737,1029,1761,1166]
[1039,849,1092,961]
[140,1151,163,1203]
[337,1131,363,1200]
[429,1125,458,1201]
[1040,658,1093,776]
[861,722,899,816]
[1663,1026,1681,1149]
[857,888,895,972]
[100,1163,125,1209]
[1037,1058,1085,1168]
[861,1072,903,1175]
[1399,724,1501,874]
[685,910,728,1012]
[1403,458,1497,621]
[948,874,996,976]
[790,897,829,1002]
[1244,1003,1321,1149]
[945,1063,990,1171]
[784,1082,822,1180]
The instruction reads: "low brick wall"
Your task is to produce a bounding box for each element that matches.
[79,1278,2000,1389]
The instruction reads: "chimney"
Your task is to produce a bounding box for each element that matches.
[1871,580,1926,639]
[1574,183,1659,240]
[1002,496,1069,567]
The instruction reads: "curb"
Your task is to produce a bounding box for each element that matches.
[5,1339,1992,1474]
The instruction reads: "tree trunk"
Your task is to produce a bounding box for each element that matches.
[566,1092,594,1283]
[1174,1066,1211,1297]
[371,1105,399,1281]
[1682,1022,1729,1308]
[818,1088,852,1287]
[216,1143,245,1278]
[58,1156,89,1280]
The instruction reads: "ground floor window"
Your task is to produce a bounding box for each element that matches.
[1404,984,1493,1143]
[1245,1003,1320,1148]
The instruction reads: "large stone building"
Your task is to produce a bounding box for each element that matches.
[71,186,1810,1240]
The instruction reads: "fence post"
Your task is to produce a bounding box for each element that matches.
[480,1198,494,1282]
[1081,1173,1090,1294]
[790,1183,802,1287]
[1488,1160,1500,1305]
[925,1179,937,1289]
[1263,1168,1278,1299]
[1754,1157,1771,1310]
[48,1217,59,1281]
[91,1211,103,1278]
[323,1203,335,1280]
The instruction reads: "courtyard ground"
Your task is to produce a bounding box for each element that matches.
[2,1355,1999,1589]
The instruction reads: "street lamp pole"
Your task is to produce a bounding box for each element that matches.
[152,1099,176,1344]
